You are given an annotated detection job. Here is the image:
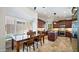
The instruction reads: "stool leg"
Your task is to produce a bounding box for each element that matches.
[33,42,35,51]
[36,42,38,48]
[23,44,25,52]
[43,37,44,44]
[29,46,31,52]
[27,46,28,52]
[40,40,42,46]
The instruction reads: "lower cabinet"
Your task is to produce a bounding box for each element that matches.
[48,32,57,41]
[66,31,72,38]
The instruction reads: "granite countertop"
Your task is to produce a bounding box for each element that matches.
[5,33,29,41]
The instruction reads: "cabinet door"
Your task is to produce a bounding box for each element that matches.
[48,33,55,41]
[53,22,59,28]
[66,32,72,37]
[65,21,72,28]
[38,19,45,28]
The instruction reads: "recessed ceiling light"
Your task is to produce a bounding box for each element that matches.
[43,12,46,14]
[64,11,66,13]
[75,21,77,22]
[48,15,50,17]
[72,13,74,15]
[74,8,77,11]
[54,13,56,15]
[42,7,45,8]
[54,22,56,24]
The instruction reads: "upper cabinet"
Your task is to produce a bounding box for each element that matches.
[65,20,72,28]
[38,19,45,28]
[53,20,72,28]
[53,21,59,28]
[72,7,77,20]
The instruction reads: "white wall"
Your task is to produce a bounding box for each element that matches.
[32,16,38,35]
[0,8,6,51]
[44,19,53,31]
[77,7,79,51]
[0,7,38,51]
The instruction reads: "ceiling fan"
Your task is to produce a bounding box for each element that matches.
[34,7,45,10]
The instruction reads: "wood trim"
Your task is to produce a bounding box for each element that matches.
[53,20,72,28]
[38,19,45,24]
[38,19,45,28]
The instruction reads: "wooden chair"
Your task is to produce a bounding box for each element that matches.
[34,34,43,48]
[23,37,35,52]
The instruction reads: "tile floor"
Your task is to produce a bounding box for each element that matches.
[6,36,77,52]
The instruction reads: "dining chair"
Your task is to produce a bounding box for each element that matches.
[23,37,35,52]
[34,34,43,48]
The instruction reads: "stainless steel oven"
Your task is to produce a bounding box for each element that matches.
[58,25,66,36]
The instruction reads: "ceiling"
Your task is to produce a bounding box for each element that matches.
[30,7,73,22]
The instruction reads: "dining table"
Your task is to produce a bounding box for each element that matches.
[14,34,45,52]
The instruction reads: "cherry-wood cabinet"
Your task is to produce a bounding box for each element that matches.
[66,31,72,37]
[53,21,59,28]
[53,20,72,28]
[48,32,57,41]
[38,19,45,28]
[65,20,72,28]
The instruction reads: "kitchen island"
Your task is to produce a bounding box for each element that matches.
[48,31,57,42]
